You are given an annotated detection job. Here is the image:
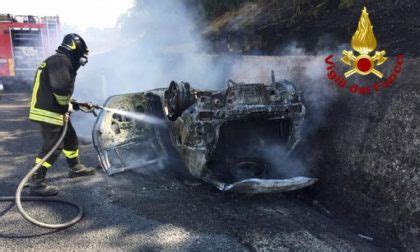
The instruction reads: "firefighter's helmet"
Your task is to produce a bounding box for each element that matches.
[58,33,89,66]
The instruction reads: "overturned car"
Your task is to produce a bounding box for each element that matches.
[93,73,317,193]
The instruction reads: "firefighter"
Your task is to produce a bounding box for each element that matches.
[28,33,95,196]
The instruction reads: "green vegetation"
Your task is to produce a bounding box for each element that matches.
[185,0,257,19]
[189,0,361,20]
[339,0,356,9]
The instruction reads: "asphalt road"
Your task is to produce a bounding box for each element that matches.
[0,92,382,250]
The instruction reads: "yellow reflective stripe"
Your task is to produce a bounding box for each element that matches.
[62,149,79,159]
[29,113,63,126]
[53,93,70,106]
[30,69,42,109]
[30,107,63,120]
[29,62,65,126]
[69,40,77,50]
[29,111,63,124]
[35,157,52,168]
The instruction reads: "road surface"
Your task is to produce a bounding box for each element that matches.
[0,92,385,250]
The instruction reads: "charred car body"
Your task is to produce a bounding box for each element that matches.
[93,73,317,193]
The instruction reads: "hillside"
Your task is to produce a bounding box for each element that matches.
[201,0,419,56]
[200,0,419,250]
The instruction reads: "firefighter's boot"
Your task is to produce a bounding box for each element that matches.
[68,162,95,178]
[29,166,59,196]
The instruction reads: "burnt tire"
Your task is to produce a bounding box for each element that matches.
[164,81,193,121]
[229,158,269,181]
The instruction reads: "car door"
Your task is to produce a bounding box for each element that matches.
[92,92,167,175]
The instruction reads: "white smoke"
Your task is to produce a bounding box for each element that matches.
[262,144,308,178]
[70,0,340,159]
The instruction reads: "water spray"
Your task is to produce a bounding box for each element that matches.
[101,107,165,125]
[0,99,167,230]
[72,100,165,126]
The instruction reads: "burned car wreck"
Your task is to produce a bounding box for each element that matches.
[93,73,317,193]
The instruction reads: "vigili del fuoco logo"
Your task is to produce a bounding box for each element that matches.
[325,7,404,94]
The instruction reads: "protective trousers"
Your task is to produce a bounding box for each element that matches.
[35,121,80,169]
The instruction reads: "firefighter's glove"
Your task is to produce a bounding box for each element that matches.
[70,99,81,111]
[79,102,95,113]
[70,99,95,113]
[68,102,74,113]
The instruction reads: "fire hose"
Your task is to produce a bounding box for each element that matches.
[0,101,102,229]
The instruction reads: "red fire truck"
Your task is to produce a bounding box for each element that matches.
[0,14,60,89]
